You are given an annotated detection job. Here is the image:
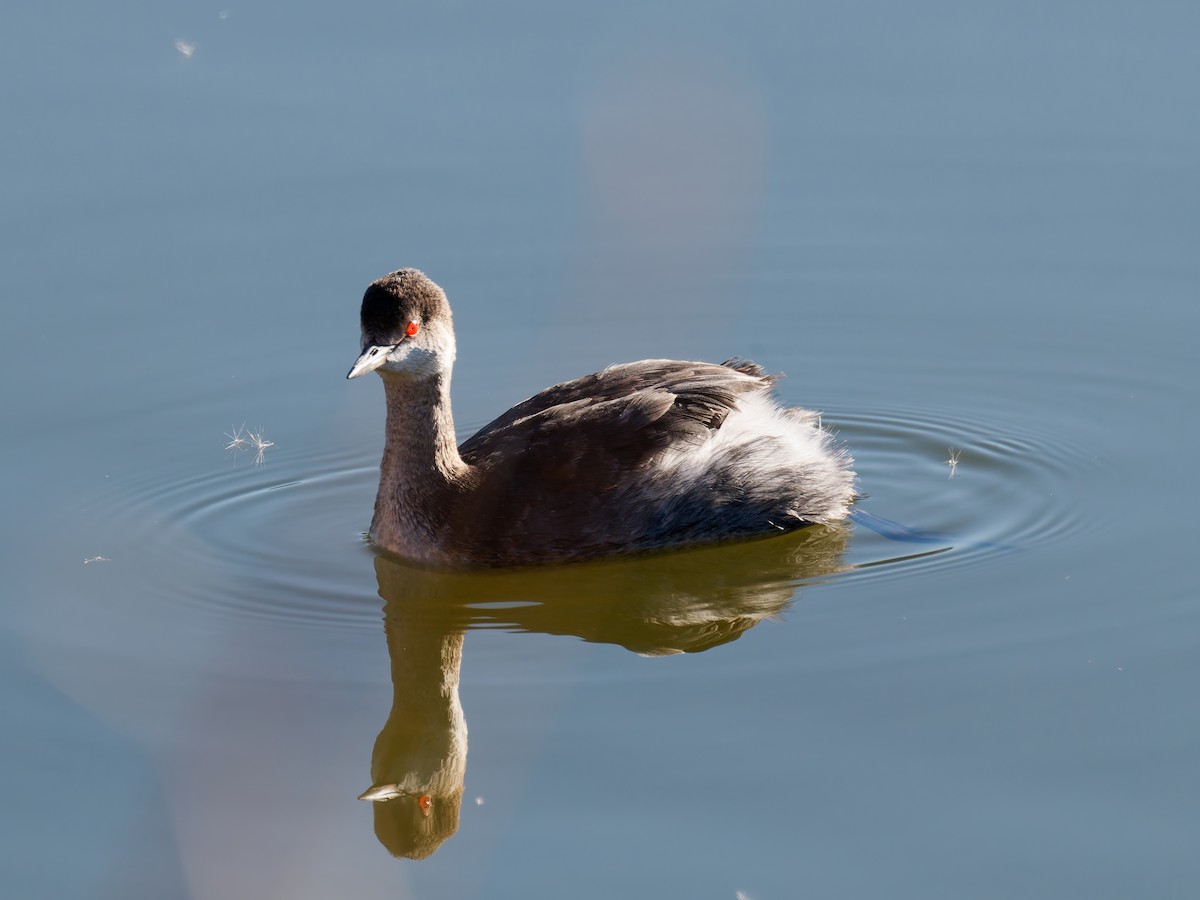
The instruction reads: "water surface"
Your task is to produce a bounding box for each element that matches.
[3,1,1199,897]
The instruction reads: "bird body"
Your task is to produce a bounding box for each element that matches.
[348,269,854,568]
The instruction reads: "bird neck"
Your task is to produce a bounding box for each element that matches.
[378,369,466,479]
[372,371,468,556]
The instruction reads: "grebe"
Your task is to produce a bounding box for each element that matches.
[347,269,854,568]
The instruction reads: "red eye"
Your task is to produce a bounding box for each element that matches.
[406,321,419,337]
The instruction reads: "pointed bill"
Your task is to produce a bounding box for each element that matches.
[347,345,388,379]
[357,783,404,802]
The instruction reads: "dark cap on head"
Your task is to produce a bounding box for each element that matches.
[360,269,449,344]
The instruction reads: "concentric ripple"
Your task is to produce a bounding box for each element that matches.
[830,401,1102,583]
[77,400,1098,632]
[80,439,388,632]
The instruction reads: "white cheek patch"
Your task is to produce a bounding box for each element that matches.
[384,344,439,377]
[380,325,457,379]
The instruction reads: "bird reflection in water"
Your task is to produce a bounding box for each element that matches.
[360,522,850,858]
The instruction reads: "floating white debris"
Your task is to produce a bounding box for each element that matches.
[248,429,274,465]
[224,424,274,464]
[84,556,110,564]
[474,796,485,806]
[224,424,248,453]
[174,39,196,59]
[946,447,961,479]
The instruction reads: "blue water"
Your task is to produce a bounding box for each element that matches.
[3,2,1199,897]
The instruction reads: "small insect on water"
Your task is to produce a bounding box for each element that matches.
[946,447,962,479]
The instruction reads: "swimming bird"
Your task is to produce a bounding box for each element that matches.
[347,269,855,568]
